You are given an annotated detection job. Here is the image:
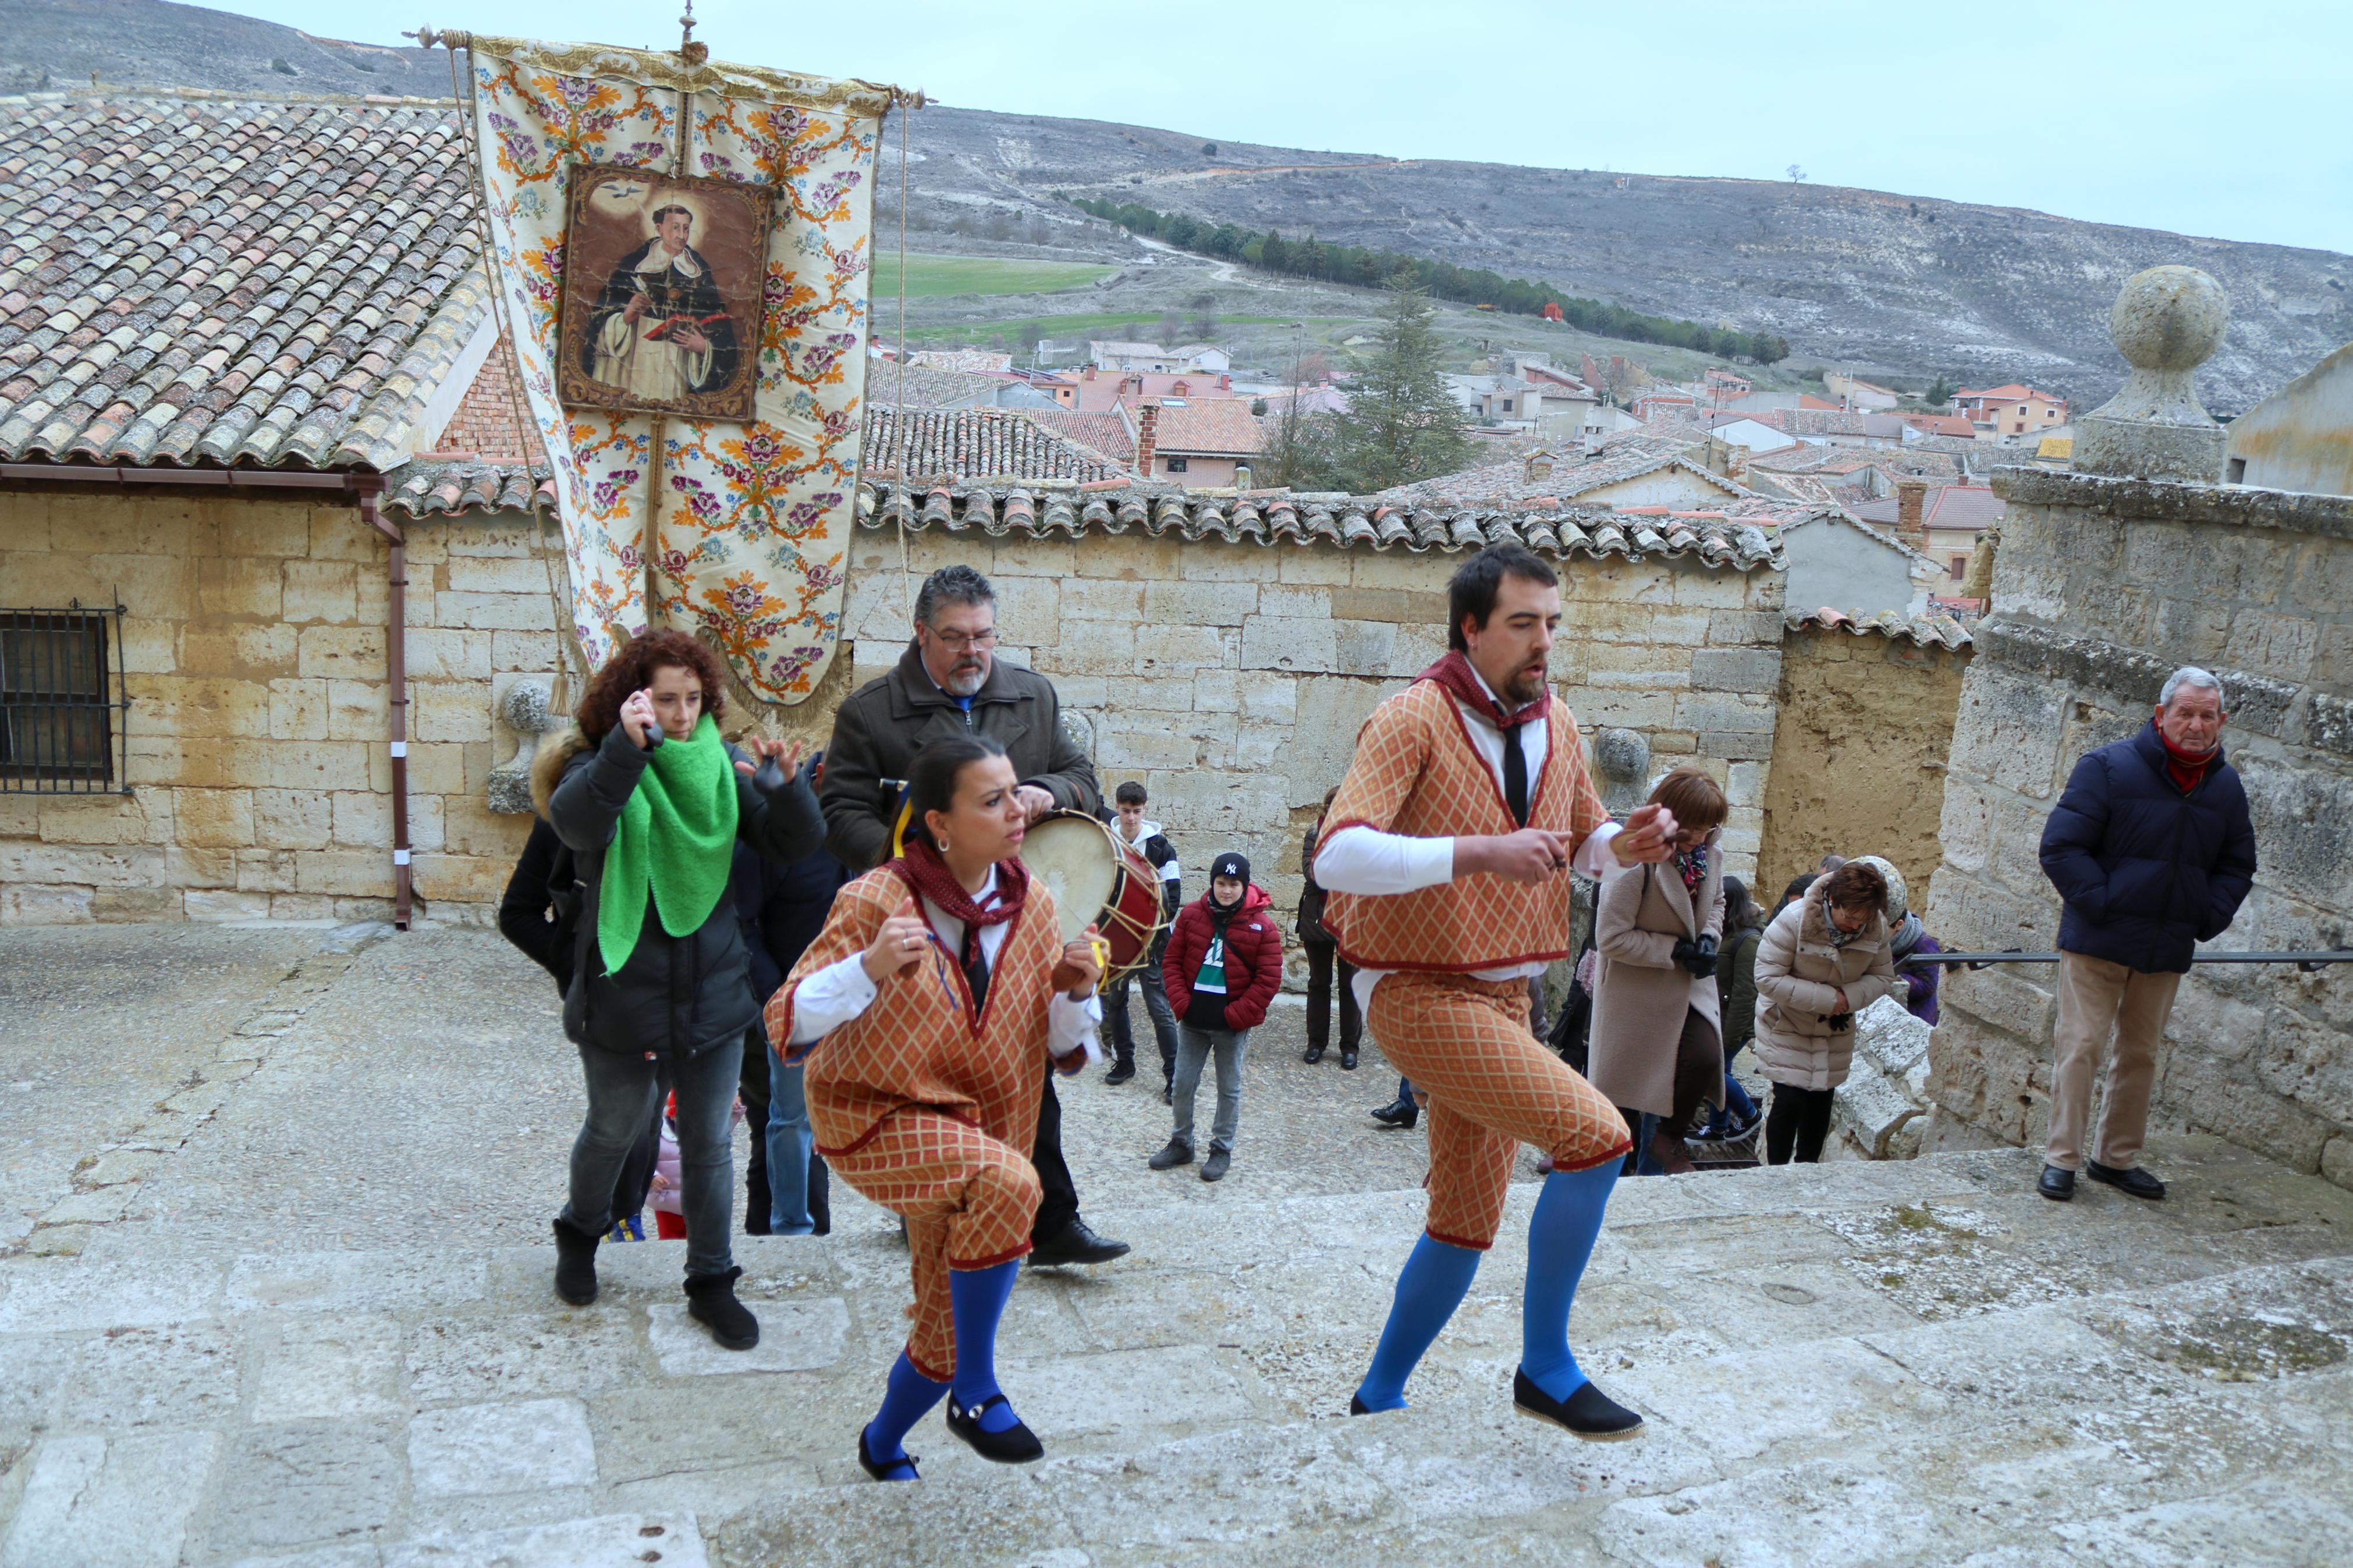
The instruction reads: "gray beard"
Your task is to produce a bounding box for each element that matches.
[943,663,986,697]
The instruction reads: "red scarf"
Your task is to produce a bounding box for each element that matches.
[892,838,1028,973]
[2155,724,2216,795]
[1417,650,1550,729]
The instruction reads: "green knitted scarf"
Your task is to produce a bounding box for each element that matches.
[597,714,739,975]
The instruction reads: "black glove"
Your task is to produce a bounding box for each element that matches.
[1671,938,1719,979]
[1827,1011,1854,1033]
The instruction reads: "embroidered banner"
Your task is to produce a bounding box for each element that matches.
[459,34,900,703]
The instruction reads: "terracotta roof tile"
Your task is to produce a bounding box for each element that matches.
[0,90,484,472]
[1785,606,1972,650]
[1127,396,1264,457]
[1029,407,1135,465]
[383,457,552,520]
[863,407,1117,482]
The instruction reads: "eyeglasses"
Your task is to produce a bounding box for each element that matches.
[927,628,999,652]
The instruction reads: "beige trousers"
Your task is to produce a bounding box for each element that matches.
[2046,950,2182,1173]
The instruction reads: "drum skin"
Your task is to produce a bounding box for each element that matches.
[1017,811,1167,983]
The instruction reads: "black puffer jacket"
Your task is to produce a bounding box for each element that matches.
[2039,721,2257,975]
[540,723,826,1058]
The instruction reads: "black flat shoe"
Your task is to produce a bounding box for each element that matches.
[1369,1099,1418,1130]
[1303,1044,1325,1064]
[2038,1164,2077,1201]
[1339,1050,1358,1071]
[2087,1159,2166,1200]
[1513,1369,1644,1441]
[945,1392,1045,1463]
[857,1423,919,1482]
[1348,1393,1374,1416]
[1028,1217,1131,1267]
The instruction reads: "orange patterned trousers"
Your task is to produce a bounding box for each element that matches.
[824,1107,1042,1381]
[1368,970,1633,1250]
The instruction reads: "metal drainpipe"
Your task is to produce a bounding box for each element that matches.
[357,481,413,929]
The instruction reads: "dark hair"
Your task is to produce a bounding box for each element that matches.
[1823,861,1888,914]
[574,630,727,742]
[1777,873,1815,913]
[1648,766,1727,834]
[907,734,1009,840]
[1446,543,1559,653]
[651,204,692,227]
[1818,853,1848,874]
[1114,780,1147,807]
[1723,876,1762,935]
[913,564,996,630]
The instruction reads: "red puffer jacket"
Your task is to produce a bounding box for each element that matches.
[1162,883,1283,1031]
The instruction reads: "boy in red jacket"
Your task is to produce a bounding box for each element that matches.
[1154,852,1281,1182]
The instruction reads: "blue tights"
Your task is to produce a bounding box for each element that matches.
[1354,1160,1619,1411]
[862,1256,1027,1478]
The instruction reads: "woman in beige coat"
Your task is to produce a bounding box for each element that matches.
[1588,770,1729,1176]
[1751,861,1904,1164]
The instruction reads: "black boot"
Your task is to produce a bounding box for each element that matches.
[1369,1097,1418,1130]
[1105,1057,1137,1086]
[684,1264,761,1350]
[551,1216,602,1306]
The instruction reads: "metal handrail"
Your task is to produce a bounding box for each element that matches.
[1907,950,2353,975]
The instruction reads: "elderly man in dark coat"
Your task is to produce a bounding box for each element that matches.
[2036,666,2257,1204]
[818,563,1128,1267]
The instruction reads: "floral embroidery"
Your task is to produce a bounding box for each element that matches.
[466,40,877,700]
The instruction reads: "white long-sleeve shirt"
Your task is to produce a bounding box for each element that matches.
[787,865,1102,1070]
[1313,667,1621,1017]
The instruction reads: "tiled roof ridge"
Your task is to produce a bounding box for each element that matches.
[0,86,460,109]
[853,478,1787,572]
[1784,606,1972,649]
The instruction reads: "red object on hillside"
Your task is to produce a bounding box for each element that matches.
[1542,302,1564,322]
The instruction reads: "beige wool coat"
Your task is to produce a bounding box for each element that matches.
[1587,832,1727,1118]
[1751,885,1904,1091]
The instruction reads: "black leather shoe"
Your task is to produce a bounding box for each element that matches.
[1104,1059,1136,1085]
[684,1265,761,1350]
[2086,1159,2166,1200]
[551,1216,601,1306]
[1303,1044,1325,1064]
[857,1423,919,1482]
[1369,1099,1418,1130]
[1340,1049,1359,1071]
[1028,1217,1131,1267]
[945,1392,1045,1463]
[2038,1164,2077,1201]
[1513,1369,1644,1441]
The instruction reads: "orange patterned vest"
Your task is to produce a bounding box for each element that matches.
[1319,679,1608,972]
[767,867,1064,1158]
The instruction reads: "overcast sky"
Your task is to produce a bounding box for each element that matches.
[229,0,2350,254]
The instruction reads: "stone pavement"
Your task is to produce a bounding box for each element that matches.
[1,925,2349,1566]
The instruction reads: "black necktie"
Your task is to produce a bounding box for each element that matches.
[1502,716,1531,827]
[958,898,995,1011]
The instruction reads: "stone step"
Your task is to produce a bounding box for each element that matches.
[1,1137,2348,1566]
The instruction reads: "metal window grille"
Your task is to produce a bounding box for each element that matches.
[1,600,130,794]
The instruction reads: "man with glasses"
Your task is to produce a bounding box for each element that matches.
[819,563,1128,1267]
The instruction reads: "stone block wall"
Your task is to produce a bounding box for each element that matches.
[1757,625,1972,903]
[0,492,565,925]
[839,522,1785,975]
[1922,469,2353,1187]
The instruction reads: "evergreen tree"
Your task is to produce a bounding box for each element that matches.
[1332,270,1471,492]
[1923,374,1955,408]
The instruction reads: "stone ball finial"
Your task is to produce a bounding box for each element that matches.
[2072,264,2230,484]
[498,678,554,737]
[2108,265,2228,373]
[1594,727,1649,782]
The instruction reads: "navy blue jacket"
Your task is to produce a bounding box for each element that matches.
[733,838,854,1014]
[2039,721,2256,973]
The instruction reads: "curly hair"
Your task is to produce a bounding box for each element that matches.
[574,630,727,742]
[1822,860,1888,915]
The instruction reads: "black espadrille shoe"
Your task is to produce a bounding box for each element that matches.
[1513,1369,1644,1441]
[856,1423,920,1482]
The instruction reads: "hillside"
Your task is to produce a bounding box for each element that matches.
[9,1,2348,407]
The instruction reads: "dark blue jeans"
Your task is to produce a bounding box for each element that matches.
[1700,1036,1760,1137]
[564,1039,737,1279]
[1105,934,1179,1082]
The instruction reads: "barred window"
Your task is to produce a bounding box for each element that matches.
[1,605,126,793]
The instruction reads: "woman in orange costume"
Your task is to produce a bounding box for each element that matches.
[765,734,1103,1481]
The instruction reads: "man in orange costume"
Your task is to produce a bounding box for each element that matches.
[1318,543,1680,1438]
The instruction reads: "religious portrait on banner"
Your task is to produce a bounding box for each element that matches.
[557,166,774,420]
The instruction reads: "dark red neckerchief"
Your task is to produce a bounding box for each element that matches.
[1417,650,1550,730]
[892,838,1028,975]
[2155,724,2216,795]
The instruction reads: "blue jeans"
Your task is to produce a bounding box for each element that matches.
[565,1039,736,1278]
[766,1047,817,1236]
[1700,1037,1760,1137]
[1105,935,1179,1080]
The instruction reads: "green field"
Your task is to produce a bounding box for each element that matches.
[902,312,1346,346]
[868,253,1116,299]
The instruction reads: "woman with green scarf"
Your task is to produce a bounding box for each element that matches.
[536,630,824,1347]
